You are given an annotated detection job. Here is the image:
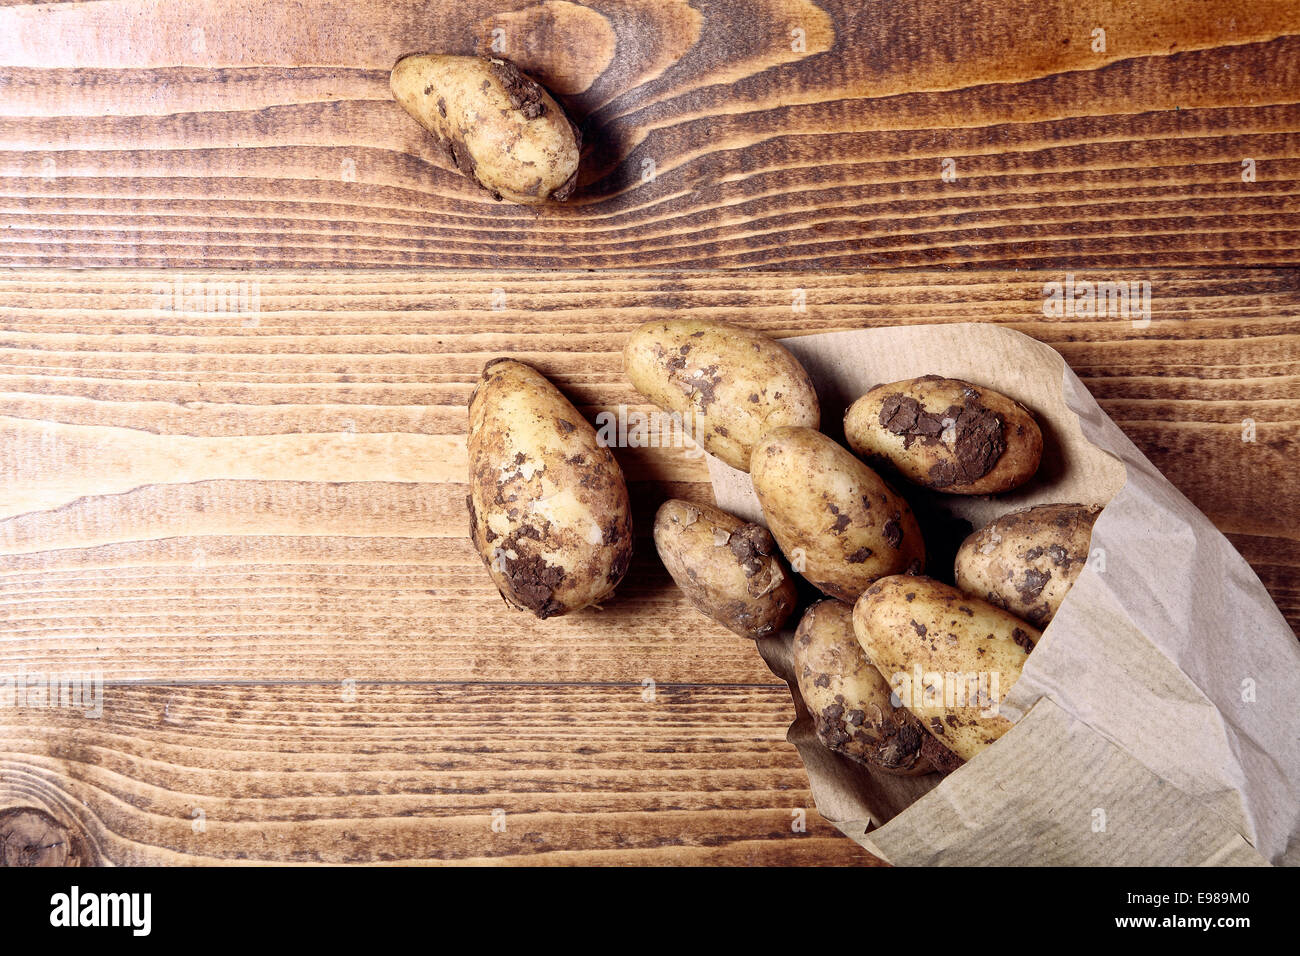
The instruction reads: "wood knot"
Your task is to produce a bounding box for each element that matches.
[476,0,616,95]
[0,807,90,867]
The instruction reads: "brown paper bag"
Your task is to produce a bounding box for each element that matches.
[706,324,1299,866]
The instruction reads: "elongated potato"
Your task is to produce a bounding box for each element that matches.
[750,427,924,602]
[844,375,1042,494]
[653,499,797,639]
[955,502,1102,627]
[467,359,632,618]
[853,575,1041,761]
[794,601,961,775]
[623,319,819,471]
[391,54,580,204]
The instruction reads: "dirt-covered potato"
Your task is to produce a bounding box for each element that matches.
[750,427,925,602]
[653,499,797,639]
[955,502,1102,627]
[853,575,1041,762]
[794,601,961,776]
[391,54,580,204]
[467,359,632,618]
[844,375,1043,495]
[623,319,819,472]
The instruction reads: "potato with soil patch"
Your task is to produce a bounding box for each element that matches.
[844,375,1042,494]
[794,600,962,775]
[653,499,797,639]
[623,319,819,472]
[467,359,632,618]
[391,54,580,204]
[750,426,924,602]
[955,502,1102,627]
[853,575,1041,761]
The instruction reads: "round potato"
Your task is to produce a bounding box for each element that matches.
[844,375,1042,494]
[955,502,1102,627]
[794,601,961,775]
[653,499,797,639]
[467,359,632,618]
[623,319,819,472]
[853,575,1041,762]
[391,54,580,204]
[750,427,925,602]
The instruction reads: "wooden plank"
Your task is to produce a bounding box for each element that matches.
[1,1,1297,268]
[0,682,869,865]
[1,269,1296,687]
[1,266,1295,865]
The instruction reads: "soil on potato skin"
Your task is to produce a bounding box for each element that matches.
[813,697,928,775]
[487,58,547,119]
[919,733,965,774]
[500,550,569,619]
[877,388,1007,489]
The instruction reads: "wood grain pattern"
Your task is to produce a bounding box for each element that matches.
[2,0,1296,868]
[1,0,1298,268]
[0,683,867,865]
[2,268,1297,680]
[0,267,1296,863]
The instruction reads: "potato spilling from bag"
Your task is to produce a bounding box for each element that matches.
[391,54,580,204]
[467,359,632,618]
[844,375,1042,494]
[623,319,819,471]
[955,502,1102,627]
[794,600,962,775]
[653,499,797,639]
[853,575,1041,761]
[750,426,925,602]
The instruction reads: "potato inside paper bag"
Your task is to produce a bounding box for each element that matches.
[707,324,1299,866]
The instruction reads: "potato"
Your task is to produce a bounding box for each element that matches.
[794,601,961,775]
[843,375,1043,494]
[750,427,925,602]
[853,575,1041,761]
[391,54,580,204]
[653,499,797,639]
[623,319,819,471]
[955,502,1102,627]
[467,359,632,618]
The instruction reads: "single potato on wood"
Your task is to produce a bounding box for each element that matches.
[955,502,1103,627]
[623,319,819,472]
[794,601,962,775]
[467,359,632,618]
[844,375,1042,494]
[653,499,797,639]
[853,575,1041,762]
[750,427,924,602]
[391,54,580,204]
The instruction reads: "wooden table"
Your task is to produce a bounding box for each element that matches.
[1,1,1296,865]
